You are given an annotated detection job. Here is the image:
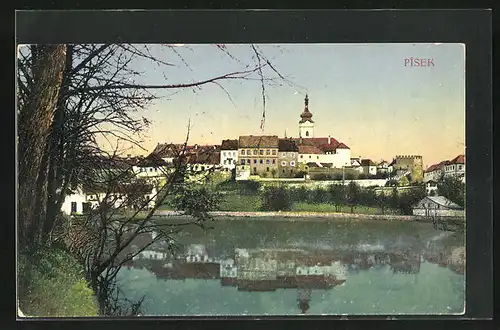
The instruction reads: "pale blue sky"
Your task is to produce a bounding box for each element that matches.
[122,43,464,167]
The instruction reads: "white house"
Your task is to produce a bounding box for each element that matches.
[377,160,390,174]
[61,185,157,216]
[424,155,465,183]
[348,158,364,173]
[412,196,464,217]
[360,159,377,176]
[425,180,438,195]
[220,139,239,171]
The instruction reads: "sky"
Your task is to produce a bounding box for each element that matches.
[110,43,465,168]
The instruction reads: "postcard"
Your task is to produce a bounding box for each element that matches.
[17,43,465,317]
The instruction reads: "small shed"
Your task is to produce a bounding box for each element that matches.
[412,196,464,217]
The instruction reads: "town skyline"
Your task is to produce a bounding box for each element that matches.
[99,43,465,167]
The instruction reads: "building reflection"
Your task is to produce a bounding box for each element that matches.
[123,241,467,313]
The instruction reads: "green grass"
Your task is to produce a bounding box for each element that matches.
[18,247,99,317]
[291,202,395,215]
[218,192,262,212]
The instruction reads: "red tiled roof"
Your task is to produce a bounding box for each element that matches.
[278,139,299,152]
[221,139,239,150]
[239,135,279,148]
[298,145,324,154]
[450,154,465,164]
[336,143,350,149]
[361,159,376,166]
[425,160,450,173]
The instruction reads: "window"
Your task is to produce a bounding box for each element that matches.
[281,161,287,166]
[272,159,276,164]
[281,152,286,157]
[260,160,263,164]
[150,168,153,172]
[458,165,463,170]
[259,150,264,155]
[253,150,257,155]
[272,150,277,155]
[309,155,311,159]
[224,160,227,165]
[290,161,296,166]
[254,159,257,164]
[282,169,285,173]
[266,150,270,155]
[306,131,309,137]
[223,152,227,156]
[241,159,245,165]
[266,167,270,172]
[241,150,245,155]
[317,156,319,159]
[300,155,303,159]
[247,159,250,164]
[71,202,77,213]
[201,166,205,171]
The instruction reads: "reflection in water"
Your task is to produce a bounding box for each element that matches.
[119,219,465,315]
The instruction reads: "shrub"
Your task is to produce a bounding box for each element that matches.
[261,187,292,211]
[18,247,99,317]
[239,180,261,194]
[294,171,307,178]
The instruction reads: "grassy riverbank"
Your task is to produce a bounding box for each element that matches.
[18,246,99,317]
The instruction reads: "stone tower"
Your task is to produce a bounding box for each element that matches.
[299,94,314,138]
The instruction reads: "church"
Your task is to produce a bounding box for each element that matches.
[290,95,351,169]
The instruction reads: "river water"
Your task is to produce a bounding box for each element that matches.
[117,217,465,316]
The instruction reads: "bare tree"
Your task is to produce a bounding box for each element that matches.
[17,44,292,251]
[17,43,296,315]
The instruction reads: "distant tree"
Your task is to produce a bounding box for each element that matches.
[345,172,356,180]
[437,175,465,208]
[385,179,398,187]
[328,184,345,212]
[333,173,343,181]
[397,187,426,215]
[261,187,292,211]
[358,173,367,180]
[374,193,388,214]
[311,188,329,204]
[389,187,399,211]
[345,182,361,213]
[399,176,410,187]
[294,171,307,178]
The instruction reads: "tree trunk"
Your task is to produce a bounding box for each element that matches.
[42,45,73,245]
[18,44,67,250]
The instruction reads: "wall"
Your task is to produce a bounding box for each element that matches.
[412,208,465,217]
[257,178,388,189]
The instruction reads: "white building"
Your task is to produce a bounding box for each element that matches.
[220,139,239,171]
[424,155,465,183]
[360,159,377,176]
[299,95,314,138]
[61,185,157,216]
[412,196,464,217]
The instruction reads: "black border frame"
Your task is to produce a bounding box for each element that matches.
[13,8,493,325]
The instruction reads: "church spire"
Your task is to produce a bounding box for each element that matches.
[299,94,314,124]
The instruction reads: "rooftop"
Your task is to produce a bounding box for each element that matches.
[239,135,279,148]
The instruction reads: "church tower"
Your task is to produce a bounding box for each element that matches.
[299,94,314,138]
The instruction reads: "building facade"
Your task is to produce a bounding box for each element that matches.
[238,135,279,177]
[278,139,299,178]
[299,94,314,138]
[412,196,464,217]
[424,154,465,183]
[393,155,424,183]
[220,139,239,171]
[360,159,377,176]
